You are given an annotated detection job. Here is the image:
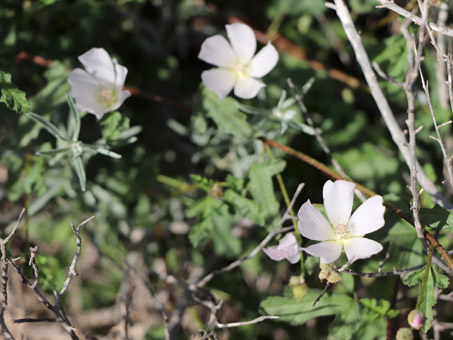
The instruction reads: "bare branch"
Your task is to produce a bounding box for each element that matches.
[377,0,453,38]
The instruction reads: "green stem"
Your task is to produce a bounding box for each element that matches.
[264,144,304,276]
[416,246,434,311]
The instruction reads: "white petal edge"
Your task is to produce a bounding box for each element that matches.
[198,35,236,68]
[302,241,342,264]
[277,233,298,249]
[323,180,355,227]
[263,246,286,261]
[344,237,383,263]
[201,69,235,99]
[233,76,265,99]
[298,200,335,241]
[286,250,301,264]
[78,47,116,85]
[348,196,385,236]
[249,42,279,78]
[277,233,300,264]
[226,23,256,62]
[68,69,108,119]
[114,63,129,90]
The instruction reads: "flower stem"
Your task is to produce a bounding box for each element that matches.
[264,144,304,276]
[416,245,434,311]
[259,137,453,272]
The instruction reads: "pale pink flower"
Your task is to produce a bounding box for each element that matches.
[263,233,301,264]
[68,48,131,119]
[298,180,385,264]
[198,23,278,99]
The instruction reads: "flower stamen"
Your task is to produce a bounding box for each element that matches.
[335,224,350,242]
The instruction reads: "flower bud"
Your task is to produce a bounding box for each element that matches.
[407,310,424,330]
[318,263,342,283]
[396,328,413,340]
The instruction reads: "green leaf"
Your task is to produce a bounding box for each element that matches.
[402,267,425,287]
[223,189,262,225]
[432,267,449,289]
[26,112,71,142]
[197,85,253,139]
[66,93,81,141]
[187,196,240,256]
[419,205,453,232]
[0,71,30,113]
[260,290,341,325]
[71,156,86,192]
[247,158,286,224]
[402,266,448,332]
[360,298,399,319]
[100,111,130,145]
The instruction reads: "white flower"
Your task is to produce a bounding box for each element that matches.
[198,23,278,100]
[263,233,301,264]
[68,48,131,119]
[298,180,385,264]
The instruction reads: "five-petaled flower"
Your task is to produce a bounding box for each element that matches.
[68,47,131,119]
[198,23,278,100]
[298,180,385,264]
[263,233,301,264]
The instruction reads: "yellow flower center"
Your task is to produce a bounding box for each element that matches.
[335,224,350,242]
[98,88,118,107]
[230,60,250,80]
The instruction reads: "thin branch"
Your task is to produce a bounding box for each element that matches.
[13,318,58,324]
[56,216,94,302]
[312,282,331,307]
[216,315,279,329]
[401,2,428,251]
[0,208,24,340]
[377,0,453,38]
[341,263,425,278]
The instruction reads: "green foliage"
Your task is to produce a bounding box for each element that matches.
[100,111,131,145]
[419,205,453,232]
[360,298,399,319]
[187,196,241,256]
[247,158,286,225]
[196,85,253,139]
[0,71,30,113]
[402,266,449,332]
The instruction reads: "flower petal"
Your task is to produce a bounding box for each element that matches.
[233,77,265,99]
[201,69,235,99]
[68,69,108,119]
[323,180,355,227]
[198,35,236,68]
[349,196,385,236]
[302,241,342,264]
[277,233,298,250]
[277,233,300,263]
[344,237,383,263]
[249,42,279,78]
[119,90,131,105]
[78,48,116,85]
[286,250,301,264]
[298,200,335,241]
[226,23,256,62]
[263,246,286,261]
[114,63,128,90]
